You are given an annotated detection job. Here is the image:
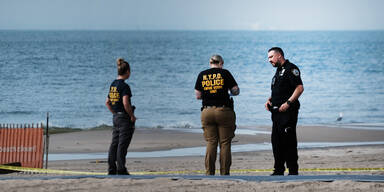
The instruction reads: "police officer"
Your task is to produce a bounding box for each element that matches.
[105,58,136,175]
[195,54,240,175]
[265,47,304,176]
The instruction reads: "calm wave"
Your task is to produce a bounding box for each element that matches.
[1,31,383,129]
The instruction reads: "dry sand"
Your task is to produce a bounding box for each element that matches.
[1,125,384,192]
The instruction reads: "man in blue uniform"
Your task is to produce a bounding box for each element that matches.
[264,47,304,176]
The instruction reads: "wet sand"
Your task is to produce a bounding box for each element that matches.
[48,125,384,153]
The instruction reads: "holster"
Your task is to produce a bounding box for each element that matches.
[268,104,280,113]
[229,97,234,110]
[131,105,136,127]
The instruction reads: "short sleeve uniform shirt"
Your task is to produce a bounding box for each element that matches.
[195,68,238,107]
[271,60,303,107]
[108,79,132,113]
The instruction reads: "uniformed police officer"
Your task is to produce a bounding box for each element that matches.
[105,58,137,175]
[265,47,304,176]
[195,54,240,175]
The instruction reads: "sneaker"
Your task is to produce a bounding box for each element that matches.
[288,172,298,175]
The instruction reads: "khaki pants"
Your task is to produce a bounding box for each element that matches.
[201,106,236,175]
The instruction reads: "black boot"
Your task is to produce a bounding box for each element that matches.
[270,171,284,176]
[108,171,116,175]
[117,169,130,175]
[288,171,298,175]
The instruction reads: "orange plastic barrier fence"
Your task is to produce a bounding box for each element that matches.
[0,123,44,168]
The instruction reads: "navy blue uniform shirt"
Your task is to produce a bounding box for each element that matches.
[195,68,238,107]
[108,79,132,114]
[271,60,303,107]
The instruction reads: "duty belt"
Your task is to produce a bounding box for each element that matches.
[203,105,227,108]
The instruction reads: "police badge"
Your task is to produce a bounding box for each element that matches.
[292,69,300,76]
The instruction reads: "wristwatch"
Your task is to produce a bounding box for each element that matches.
[286,100,292,106]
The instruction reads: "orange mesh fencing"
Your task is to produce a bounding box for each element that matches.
[0,124,44,168]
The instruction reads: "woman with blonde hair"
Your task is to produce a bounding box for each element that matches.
[194,54,240,175]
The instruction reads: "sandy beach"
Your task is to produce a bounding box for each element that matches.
[1,125,384,191]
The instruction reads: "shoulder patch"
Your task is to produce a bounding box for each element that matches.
[291,68,300,76]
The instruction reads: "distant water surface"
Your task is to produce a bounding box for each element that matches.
[0,31,383,129]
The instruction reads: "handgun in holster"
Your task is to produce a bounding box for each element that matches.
[229,97,234,110]
[268,104,280,113]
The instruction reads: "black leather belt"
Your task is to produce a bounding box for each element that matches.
[203,105,227,108]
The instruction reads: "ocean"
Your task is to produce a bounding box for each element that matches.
[1,30,383,129]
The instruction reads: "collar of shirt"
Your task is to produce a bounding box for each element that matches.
[280,59,290,69]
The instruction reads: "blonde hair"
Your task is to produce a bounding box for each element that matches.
[116,58,130,75]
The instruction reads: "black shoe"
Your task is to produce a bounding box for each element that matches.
[288,172,298,175]
[117,171,130,175]
[270,172,284,176]
[108,171,116,175]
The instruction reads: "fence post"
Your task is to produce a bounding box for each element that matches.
[45,112,49,169]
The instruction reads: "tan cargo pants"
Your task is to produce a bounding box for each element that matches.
[201,106,236,175]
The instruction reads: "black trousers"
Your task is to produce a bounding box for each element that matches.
[108,114,135,174]
[271,108,299,174]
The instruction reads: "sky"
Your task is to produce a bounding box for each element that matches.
[0,0,383,30]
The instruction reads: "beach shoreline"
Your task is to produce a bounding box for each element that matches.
[1,125,384,191]
[47,125,384,154]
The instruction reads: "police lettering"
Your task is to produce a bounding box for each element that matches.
[109,86,120,105]
[201,73,224,93]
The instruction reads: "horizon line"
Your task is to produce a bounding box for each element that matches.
[1,29,384,32]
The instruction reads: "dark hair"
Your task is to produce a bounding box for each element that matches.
[268,47,284,57]
[116,58,130,75]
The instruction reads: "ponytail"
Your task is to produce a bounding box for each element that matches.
[116,58,130,75]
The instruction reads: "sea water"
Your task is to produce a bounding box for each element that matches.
[1,31,383,129]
